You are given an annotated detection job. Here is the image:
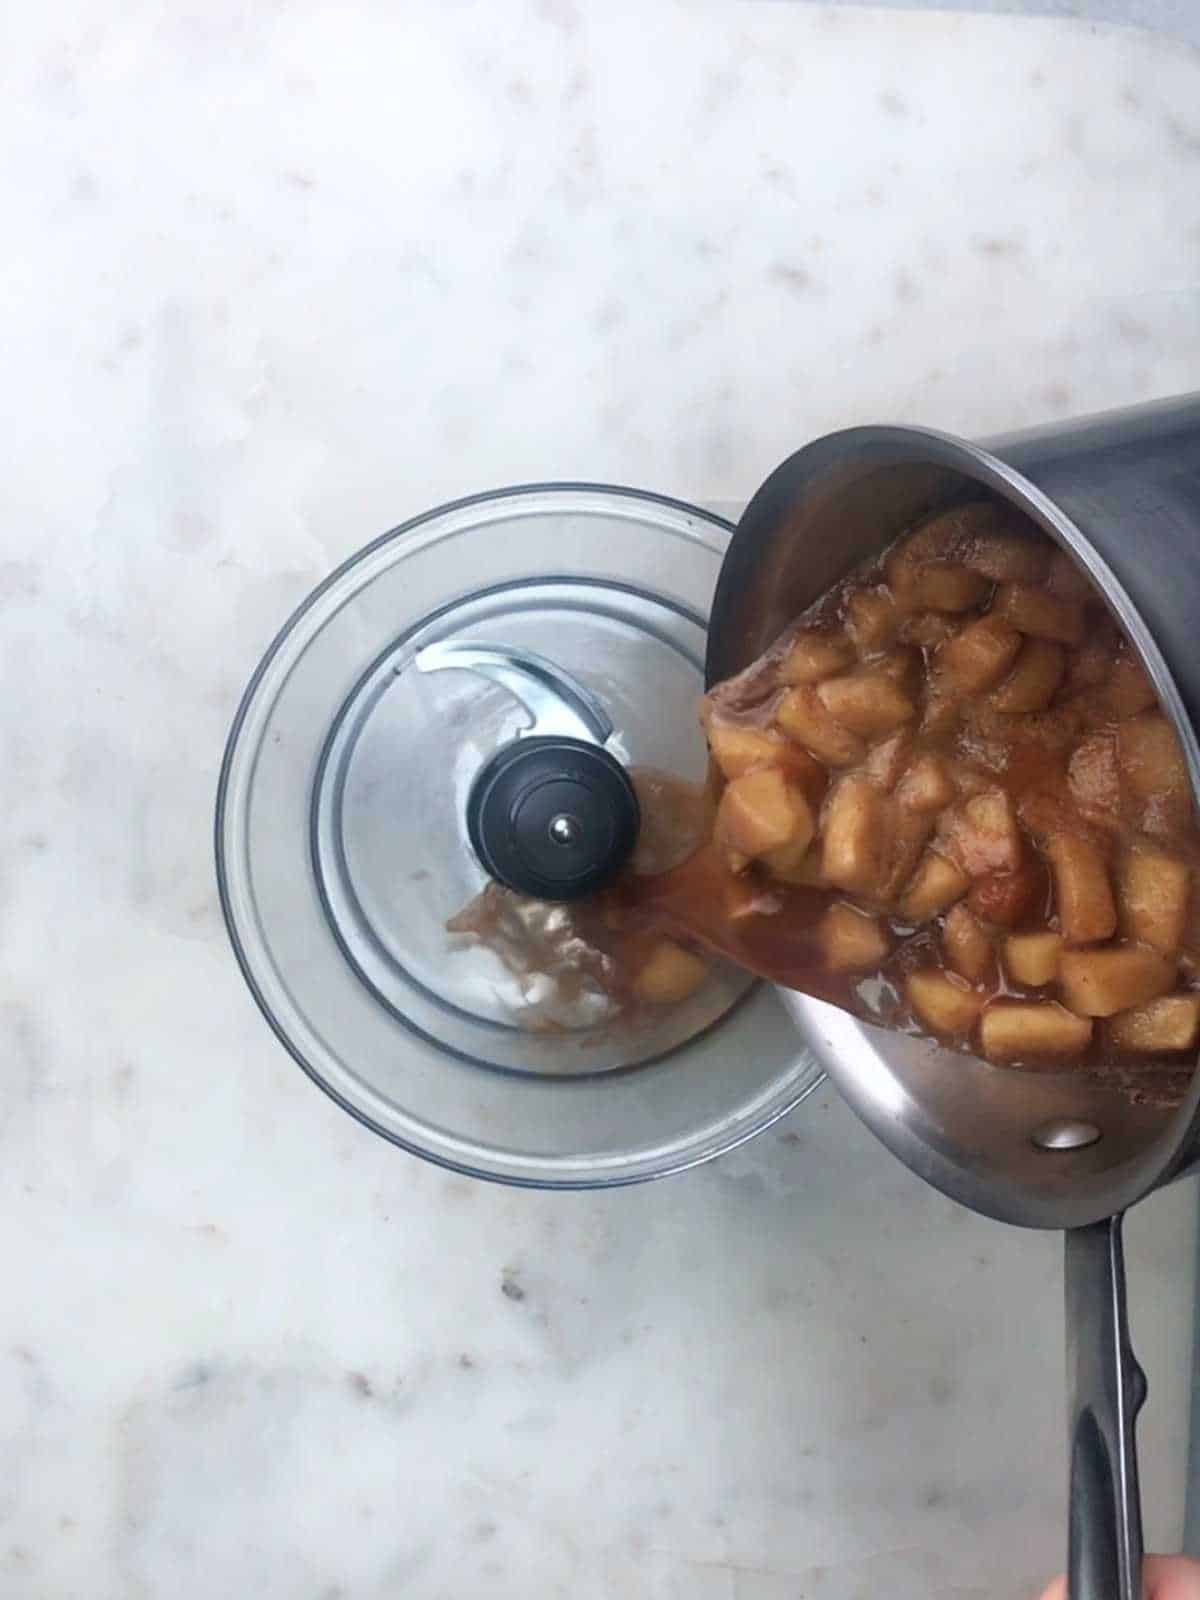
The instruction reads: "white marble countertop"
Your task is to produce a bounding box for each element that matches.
[4,3,1200,1596]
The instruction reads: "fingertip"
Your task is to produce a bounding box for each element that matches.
[1145,1554,1200,1600]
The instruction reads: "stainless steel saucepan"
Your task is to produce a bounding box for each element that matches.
[705,394,1200,1600]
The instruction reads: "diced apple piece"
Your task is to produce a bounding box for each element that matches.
[1117,844,1190,955]
[967,859,1044,927]
[782,746,828,810]
[756,831,812,875]
[898,850,971,922]
[933,616,1023,696]
[708,724,789,780]
[1003,931,1064,987]
[879,806,936,900]
[992,583,1085,645]
[821,777,890,895]
[708,722,775,781]
[819,902,891,972]
[1045,833,1116,944]
[1106,652,1156,718]
[980,1002,1093,1063]
[906,970,985,1036]
[958,527,1049,585]
[1058,947,1176,1017]
[891,504,1048,586]
[776,686,866,767]
[888,557,991,613]
[778,631,855,685]
[707,722,827,807]
[1108,994,1200,1054]
[1068,733,1121,827]
[896,753,957,814]
[762,842,827,886]
[943,904,993,983]
[716,768,815,862]
[989,639,1066,714]
[632,939,708,1004]
[865,730,914,791]
[940,791,1023,878]
[817,671,916,738]
[900,612,956,651]
[1118,714,1192,833]
[846,587,898,654]
[888,510,961,566]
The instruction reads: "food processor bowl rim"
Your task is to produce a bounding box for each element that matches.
[214,480,828,1188]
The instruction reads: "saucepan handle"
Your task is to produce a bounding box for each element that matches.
[1065,1215,1146,1600]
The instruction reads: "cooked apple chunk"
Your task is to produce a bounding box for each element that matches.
[1116,844,1190,955]
[992,583,1085,645]
[819,902,891,972]
[901,612,957,651]
[1108,994,1200,1053]
[846,587,898,654]
[1045,833,1117,944]
[716,768,814,863]
[778,631,855,685]
[896,753,957,814]
[1003,931,1063,988]
[895,502,1045,580]
[940,791,1023,878]
[756,831,814,875]
[762,841,827,886]
[775,685,866,766]
[932,616,1023,696]
[942,903,993,983]
[898,850,971,921]
[878,807,936,901]
[1068,733,1121,827]
[906,970,985,1036]
[707,722,823,790]
[980,1002,1093,1063]
[821,776,890,895]
[708,722,781,780]
[817,671,917,738]
[989,639,1065,714]
[633,940,708,1004]
[888,556,991,613]
[1118,714,1192,832]
[959,529,1049,585]
[1058,947,1176,1017]
[865,730,914,791]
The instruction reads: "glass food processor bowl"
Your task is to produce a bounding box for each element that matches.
[216,484,822,1186]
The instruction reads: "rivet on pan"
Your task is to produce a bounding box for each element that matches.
[1031,1118,1102,1152]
